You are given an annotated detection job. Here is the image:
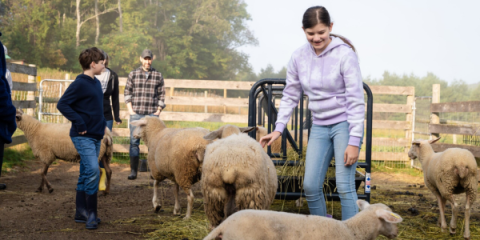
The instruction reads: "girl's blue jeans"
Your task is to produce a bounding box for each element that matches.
[303,121,363,220]
[71,136,101,195]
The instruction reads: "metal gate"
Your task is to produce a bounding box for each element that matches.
[247,78,373,203]
[38,79,74,122]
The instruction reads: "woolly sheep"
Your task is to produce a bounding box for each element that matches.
[202,125,278,229]
[15,109,113,194]
[408,137,477,240]
[130,116,211,219]
[203,200,403,240]
[255,126,308,153]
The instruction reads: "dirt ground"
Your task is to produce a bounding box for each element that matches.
[1,160,480,240]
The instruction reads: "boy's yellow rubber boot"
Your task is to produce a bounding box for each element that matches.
[99,168,106,191]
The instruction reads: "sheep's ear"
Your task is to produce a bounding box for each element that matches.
[196,149,205,162]
[357,200,370,210]
[428,137,441,144]
[104,135,112,146]
[412,140,421,145]
[376,209,403,223]
[130,119,147,127]
[204,130,222,140]
[239,126,255,133]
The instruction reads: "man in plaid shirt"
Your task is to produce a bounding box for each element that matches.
[124,49,166,180]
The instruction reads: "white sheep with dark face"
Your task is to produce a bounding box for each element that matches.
[408,137,477,240]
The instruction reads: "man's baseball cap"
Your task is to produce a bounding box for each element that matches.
[141,49,153,59]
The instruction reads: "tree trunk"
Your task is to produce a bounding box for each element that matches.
[118,0,123,33]
[76,0,81,48]
[95,0,99,45]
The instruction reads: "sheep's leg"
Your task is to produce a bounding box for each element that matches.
[173,183,182,215]
[436,195,448,232]
[204,191,226,230]
[42,163,54,193]
[152,179,161,212]
[463,187,476,240]
[36,163,46,193]
[102,156,112,195]
[448,195,458,235]
[295,197,303,207]
[183,188,194,219]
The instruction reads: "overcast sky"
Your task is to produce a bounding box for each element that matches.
[238,0,480,85]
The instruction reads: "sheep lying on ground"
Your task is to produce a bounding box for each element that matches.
[202,125,278,229]
[408,137,477,240]
[130,116,211,219]
[15,109,113,194]
[203,200,403,240]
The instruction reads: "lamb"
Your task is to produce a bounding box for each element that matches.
[408,137,477,240]
[202,125,278,229]
[130,116,212,219]
[203,200,403,240]
[15,109,113,194]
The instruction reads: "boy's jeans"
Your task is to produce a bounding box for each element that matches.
[303,121,363,220]
[129,114,158,157]
[71,136,101,195]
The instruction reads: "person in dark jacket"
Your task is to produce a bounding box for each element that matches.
[57,47,107,230]
[96,51,122,131]
[0,33,17,191]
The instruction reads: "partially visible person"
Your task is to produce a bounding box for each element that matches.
[0,34,17,191]
[3,45,12,92]
[96,50,121,131]
[57,47,107,230]
[124,49,166,180]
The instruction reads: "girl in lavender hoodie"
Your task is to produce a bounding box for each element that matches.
[260,6,365,220]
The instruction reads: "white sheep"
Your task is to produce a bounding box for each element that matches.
[203,199,403,240]
[202,125,278,229]
[408,137,477,240]
[15,109,113,194]
[130,116,212,219]
[255,126,308,154]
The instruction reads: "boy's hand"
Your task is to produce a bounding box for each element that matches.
[79,131,87,135]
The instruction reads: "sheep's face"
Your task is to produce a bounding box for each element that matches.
[130,119,148,140]
[408,137,441,161]
[15,109,24,122]
[357,200,403,239]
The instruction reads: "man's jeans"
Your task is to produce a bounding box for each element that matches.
[303,121,363,220]
[129,114,158,157]
[71,136,101,195]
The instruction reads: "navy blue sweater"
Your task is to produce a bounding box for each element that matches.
[0,39,17,144]
[57,74,106,140]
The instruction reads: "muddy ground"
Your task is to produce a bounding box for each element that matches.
[1,160,480,240]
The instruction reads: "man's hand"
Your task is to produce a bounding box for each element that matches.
[344,145,359,166]
[128,109,136,115]
[115,121,122,125]
[79,131,87,135]
[153,108,162,116]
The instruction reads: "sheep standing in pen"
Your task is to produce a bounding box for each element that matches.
[203,200,403,240]
[408,137,477,240]
[202,125,278,230]
[130,116,211,219]
[15,109,113,194]
[255,126,308,153]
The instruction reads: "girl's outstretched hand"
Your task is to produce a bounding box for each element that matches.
[259,131,282,148]
[344,145,359,166]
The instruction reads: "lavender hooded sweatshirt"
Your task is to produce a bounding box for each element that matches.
[274,36,365,147]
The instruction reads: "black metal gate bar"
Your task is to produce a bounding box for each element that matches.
[248,79,373,203]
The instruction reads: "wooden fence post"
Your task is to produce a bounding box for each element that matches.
[26,64,36,117]
[204,91,208,113]
[63,74,71,123]
[224,89,227,114]
[431,84,441,139]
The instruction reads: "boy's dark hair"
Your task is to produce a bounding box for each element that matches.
[78,47,105,70]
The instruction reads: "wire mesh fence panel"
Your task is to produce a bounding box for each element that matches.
[411,96,432,170]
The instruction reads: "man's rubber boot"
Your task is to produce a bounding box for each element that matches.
[75,190,100,223]
[0,183,6,190]
[128,156,139,180]
[85,192,99,230]
[99,168,107,191]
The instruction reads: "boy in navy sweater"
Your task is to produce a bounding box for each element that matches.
[57,47,107,230]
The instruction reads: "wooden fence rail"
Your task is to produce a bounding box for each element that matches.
[428,84,480,158]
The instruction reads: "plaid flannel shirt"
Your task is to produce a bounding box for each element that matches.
[124,67,166,115]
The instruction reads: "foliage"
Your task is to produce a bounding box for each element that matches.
[0,0,257,78]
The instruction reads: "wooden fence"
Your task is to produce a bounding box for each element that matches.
[7,73,415,163]
[5,63,37,148]
[429,84,480,158]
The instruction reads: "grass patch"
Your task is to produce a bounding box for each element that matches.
[2,144,34,173]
